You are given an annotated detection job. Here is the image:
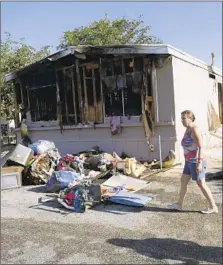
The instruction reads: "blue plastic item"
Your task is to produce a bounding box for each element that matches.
[46,171,82,192]
[28,142,39,154]
[73,188,86,213]
[107,191,152,207]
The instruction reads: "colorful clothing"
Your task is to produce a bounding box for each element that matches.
[181,128,198,163]
[181,127,207,180]
[183,160,207,180]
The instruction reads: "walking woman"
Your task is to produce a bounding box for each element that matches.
[168,110,218,214]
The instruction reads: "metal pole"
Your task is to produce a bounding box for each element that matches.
[158,135,163,170]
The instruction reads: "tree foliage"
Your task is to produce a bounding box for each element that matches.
[1,16,161,120]
[59,15,162,49]
[0,33,51,120]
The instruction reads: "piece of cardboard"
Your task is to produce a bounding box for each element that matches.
[1,166,24,190]
[101,173,148,192]
[8,144,33,167]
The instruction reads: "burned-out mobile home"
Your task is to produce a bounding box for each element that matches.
[5,44,222,162]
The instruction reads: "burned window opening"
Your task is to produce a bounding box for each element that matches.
[15,83,22,105]
[29,86,57,122]
[103,56,144,117]
[57,69,77,125]
[73,67,81,124]
[27,70,57,122]
[134,57,143,72]
[22,84,29,110]
[147,72,152,97]
[114,60,122,75]
[124,58,134,73]
[103,61,113,76]
[65,68,77,124]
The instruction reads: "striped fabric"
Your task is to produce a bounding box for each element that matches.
[181,129,198,163]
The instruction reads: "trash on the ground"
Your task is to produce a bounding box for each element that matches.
[46,170,84,193]
[29,153,57,185]
[104,190,153,207]
[1,166,24,190]
[101,173,149,192]
[162,150,176,168]
[3,140,157,213]
[28,140,56,155]
[8,144,33,167]
[39,181,102,213]
[125,157,147,177]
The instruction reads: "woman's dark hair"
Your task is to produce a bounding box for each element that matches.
[181,110,195,122]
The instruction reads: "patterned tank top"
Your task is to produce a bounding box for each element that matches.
[181,128,199,163]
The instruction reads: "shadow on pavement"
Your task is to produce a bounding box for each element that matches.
[27,186,46,193]
[107,237,223,264]
[206,171,222,181]
[91,204,201,215]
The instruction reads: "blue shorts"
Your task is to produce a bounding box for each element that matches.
[183,160,207,181]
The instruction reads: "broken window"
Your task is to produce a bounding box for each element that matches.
[25,69,57,122]
[15,83,22,105]
[57,68,78,125]
[29,86,57,122]
[103,57,143,117]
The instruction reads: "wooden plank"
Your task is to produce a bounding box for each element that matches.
[28,84,56,91]
[218,83,222,123]
[85,63,99,70]
[92,68,97,121]
[121,59,125,117]
[146,96,153,102]
[63,68,69,124]
[75,59,84,122]
[55,69,61,124]
[143,57,148,98]
[140,163,182,179]
[151,59,159,122]
[99,58,105,123]
[71,69,77,124]
[82,66,89,121]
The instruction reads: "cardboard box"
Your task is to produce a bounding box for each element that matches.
[1,166,24,190]
[8,144,33,167]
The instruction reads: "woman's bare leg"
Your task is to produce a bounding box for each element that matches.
[196,179,217,209]
[177,174,191,208]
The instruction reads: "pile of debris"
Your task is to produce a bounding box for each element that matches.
[1,140,173,213]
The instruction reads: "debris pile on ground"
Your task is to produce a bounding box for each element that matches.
[1,140,178,213]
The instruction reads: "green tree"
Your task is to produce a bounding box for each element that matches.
[0,33,51,120]
[59,15,162,49]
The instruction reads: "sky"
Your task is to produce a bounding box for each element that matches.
[1,1,222,69]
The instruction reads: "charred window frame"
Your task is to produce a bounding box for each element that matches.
[23,69,57,122]
[55,61,103,126]
[80,62,103,123]
[56,66,78,125]
[102,56,147,117]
